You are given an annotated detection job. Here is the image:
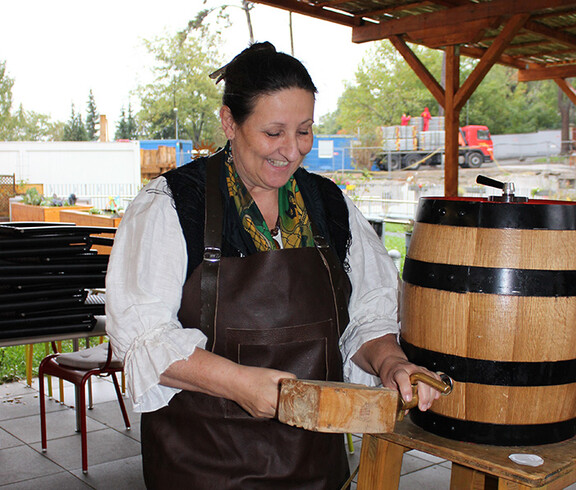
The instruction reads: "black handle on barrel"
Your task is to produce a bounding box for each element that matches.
[476,175,505,190]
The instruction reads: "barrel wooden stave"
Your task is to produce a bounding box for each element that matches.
[401,198,576,445]
[402,285,576,361]
[409,222,576,270]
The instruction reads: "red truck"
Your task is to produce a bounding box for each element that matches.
[373,118,494,170]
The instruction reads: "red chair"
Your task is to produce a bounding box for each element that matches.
[38,341,130,473]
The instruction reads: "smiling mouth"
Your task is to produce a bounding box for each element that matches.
[267,159,289,168]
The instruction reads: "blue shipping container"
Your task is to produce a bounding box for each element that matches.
[141,136,358,172]
[139,140,196,167]
[302,135,358,173]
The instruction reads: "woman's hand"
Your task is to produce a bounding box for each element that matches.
[351,334,441,411]
[230,365,297,418]
[159,347,296,418]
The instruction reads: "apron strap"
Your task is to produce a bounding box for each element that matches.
[200,149,225,350]
[311,228,350,337]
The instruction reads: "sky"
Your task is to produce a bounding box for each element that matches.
[1,0,372,133]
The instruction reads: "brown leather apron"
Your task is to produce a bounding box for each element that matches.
[141,156,352,489]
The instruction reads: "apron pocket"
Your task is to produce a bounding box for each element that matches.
[224,319,333,419]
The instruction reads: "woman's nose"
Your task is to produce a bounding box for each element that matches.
[280,134,301,161]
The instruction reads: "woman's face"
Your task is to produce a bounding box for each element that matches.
[222,88,315,195]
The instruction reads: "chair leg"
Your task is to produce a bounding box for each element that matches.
[45,343,53,398]
[38,367,48,452]
[25,344,33,386]
[78,380,89,474]
[111,373,131,429]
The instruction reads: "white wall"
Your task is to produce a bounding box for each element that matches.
[0,141,140,185]
[492,130,562,160]
[0,141,141,209]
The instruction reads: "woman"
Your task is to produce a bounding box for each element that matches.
[106,42,441,489]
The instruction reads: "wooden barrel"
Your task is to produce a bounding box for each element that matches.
[400,196,576,446]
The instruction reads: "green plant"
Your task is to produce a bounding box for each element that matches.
[330,172,352,187]
[21,187,43,206]
[20,189,77,207]
[0,342,78,384]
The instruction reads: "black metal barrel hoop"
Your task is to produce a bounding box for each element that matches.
[400,196,576,446]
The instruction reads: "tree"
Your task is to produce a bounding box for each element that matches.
[0,60,63,141]
[184,1,255,45]
[63,104,89,141]
[85,90,99,140]
[327,42,441,138]
[0,61,15,140]
[115,103,138,140]
[325,40,562,138]
[134,26,225,147]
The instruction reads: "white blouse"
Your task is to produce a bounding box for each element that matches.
[106,176,401,412]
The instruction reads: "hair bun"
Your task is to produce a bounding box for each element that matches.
[248,41,276,54]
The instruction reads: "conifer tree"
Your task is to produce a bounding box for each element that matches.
[115,102,138,140]
[115,107,128,140]
[85,90,99,140]
[63,104,89,141]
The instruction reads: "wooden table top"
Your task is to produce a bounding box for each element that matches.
[373,418,576,487]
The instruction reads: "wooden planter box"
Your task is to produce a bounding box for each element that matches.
[59,210,122,255]
[59,209,123,228]
[10,202,92,223]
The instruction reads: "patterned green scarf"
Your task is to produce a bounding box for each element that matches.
[224,147,314,251]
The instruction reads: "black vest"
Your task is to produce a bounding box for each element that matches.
[162,154,351,279]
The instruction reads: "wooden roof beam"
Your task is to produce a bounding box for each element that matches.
[406,17,500,47]
[352,0,576,44]
[455,13,529,111]
[524,19,576,49]
[388,35,445,105]
[352,1,440,21]
[518,63,576,81]
[555,78,576,105]
[459,46,526,69]
[249,0,361,27]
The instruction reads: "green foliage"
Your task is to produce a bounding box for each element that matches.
[21,187,43,205]
[464,66,559,134]
[115,103,138,140]
[21,188,77,206]
[134,26,225,147]
[0,342,77,384]
[85,89,99,141]
[0,61,62,141]
[63,103,89,141]
[331,42,441,138]
[0,60,14,137]
[327,41,563,137]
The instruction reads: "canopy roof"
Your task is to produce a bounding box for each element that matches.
[251,0,576,195]
[253,0,576,82]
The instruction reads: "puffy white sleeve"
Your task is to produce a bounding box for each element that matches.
[339,195,401,387]
[105,177,207,413]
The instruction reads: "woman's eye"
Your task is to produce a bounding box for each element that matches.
[266,132,280,137]
[299,130,310,136]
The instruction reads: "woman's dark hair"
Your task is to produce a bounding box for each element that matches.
[213,42,317,125]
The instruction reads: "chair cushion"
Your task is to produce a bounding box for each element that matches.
[56,342,123,370]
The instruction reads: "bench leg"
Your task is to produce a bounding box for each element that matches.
[450,463,488,489]
[357,434,404,490]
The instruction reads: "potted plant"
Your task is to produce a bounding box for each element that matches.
[10,188,92,222]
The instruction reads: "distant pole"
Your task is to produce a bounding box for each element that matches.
[174,108,179,140]
[289,12,295,56]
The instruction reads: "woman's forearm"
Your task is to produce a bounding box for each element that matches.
[159,348,296,418]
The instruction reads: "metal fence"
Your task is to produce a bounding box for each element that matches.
[44,183,141,211]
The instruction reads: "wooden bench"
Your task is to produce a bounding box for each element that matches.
[357,419,576,489]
